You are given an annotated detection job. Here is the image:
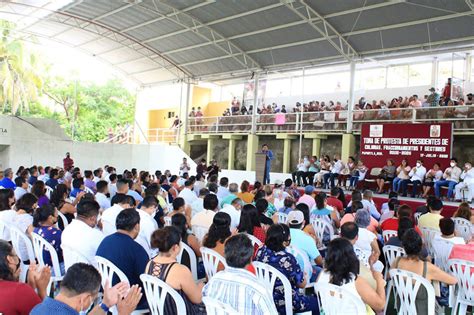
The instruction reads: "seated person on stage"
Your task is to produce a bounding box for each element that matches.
[349,160,368,190]
[315,156,331,187]
[305,156,320,187]
[434,158,462,200]
[422,163,443,198]
[454,162,474,202]
[376,159,396,194]
[323,155,344,189]
[392,159,411,194]
[292,157,309,187]
[400,159,426,198]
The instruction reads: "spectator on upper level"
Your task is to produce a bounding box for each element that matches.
[427,87,440,107]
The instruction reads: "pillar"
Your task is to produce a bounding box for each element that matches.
[246,134,259,171]
[206,138,214,162]
[251,72,259,134]
[282,138,292,173]
[431,57,439,88]
[223,134,242,170]
[179,134,191,155]
[312,138,321,157]
[341,134,356,162]
[347,61,356,133]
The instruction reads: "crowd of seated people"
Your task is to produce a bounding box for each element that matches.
[0,156,472,314]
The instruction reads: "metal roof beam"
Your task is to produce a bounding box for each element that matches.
[282,0,359,61]
[465,0,474,10]
[161,0,404,56]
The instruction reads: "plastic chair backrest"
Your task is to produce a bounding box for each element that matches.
[164,216,172,227]
[389,268,436,315]
[200,247,227,280]
[31,232,62,277]
[96,256,130,287]
[140,274,187,315]
[192,225,208,243]
[452,217,472,242]
[246,233,263,248]
[57,211,69,229]
[202,296,239,315]
[45,186,53,199]
[448,259,474,315]
[253,261,293,315]
[9,225,35,263]
[314,282,366,315]
[432,238,454,272]
[421,227,440,257]
[277,212,288,224]
[176,241,198,280]
[382,245,405,279]
[61,244,91,271]
[84,187,94,194]
[311,218,334,250]
[382,229,398,243]
[286,245,313,277]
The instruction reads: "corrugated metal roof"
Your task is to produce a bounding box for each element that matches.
[2,0,473,86]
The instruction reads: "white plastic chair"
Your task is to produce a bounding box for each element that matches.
[200,247,227,280]
[246,233,263,248]
[192,225,208,244]
[9,225,36,282]
[140,274,187,315]
[61,244,91,271]
[421,227,441,257]
[382,245,405,279]
[0,220,6,241]
[311,218,334,250]
[277,212,288,224]
[57,211,69,229]
[202,296,239,315]
[448,259,474,315]
[176,241,199,281]
[452,217,472,242]
[84,187,94,194]
[382,229,397,243]
[253,261,310,315]
[387,268,436,315]
[432,239,454,272]
[31,233,64,295]
[286,245,313,278]
[95,256,148,315]
[45,185,53,199]
[314,282,366,315]
[353,246,370,268]
[164,216,172,227]
[414,212,423,225]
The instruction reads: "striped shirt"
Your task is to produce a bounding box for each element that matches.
[203,267,277,315]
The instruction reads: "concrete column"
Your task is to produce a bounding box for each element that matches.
[341,134,356,162]
[183,82,191,135]
[179,135,191,155]
[251,73,259,134]
[312,138,321,157]
[206,138,214,162]
[282,138,292,173]
[246,134,259,171]
[228,139,236,170]
[431,57,439,88]
[347,61,356,133]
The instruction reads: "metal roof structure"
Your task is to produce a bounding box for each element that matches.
[2,0,473,87]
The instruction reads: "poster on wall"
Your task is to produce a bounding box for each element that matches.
[243,79,267,106]
[360,123,453,169]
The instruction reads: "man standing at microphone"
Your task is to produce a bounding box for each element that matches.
[261,144,273,184]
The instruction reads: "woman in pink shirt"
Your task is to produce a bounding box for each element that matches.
[340,200,379,233]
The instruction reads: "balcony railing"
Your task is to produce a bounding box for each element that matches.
[186,105,474,134]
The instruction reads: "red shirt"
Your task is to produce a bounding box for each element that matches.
[327,196,344,214]
[381,217,422,235]
[0,280,41,315]
[63,157,74,170]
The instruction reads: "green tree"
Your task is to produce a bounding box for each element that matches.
[0,20,42,114]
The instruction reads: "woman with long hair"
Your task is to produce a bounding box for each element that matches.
[376,159,396,194]
[0,189,16,240]
[145,227,205,314]
[49,184,77,230]
[318,238,386,314]
[171,213,201,262]
[202,212,232,272]
[238,204,266,244]
[31,181,49,207]
[453,202,474,224]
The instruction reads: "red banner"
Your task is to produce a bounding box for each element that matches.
[360,123,453,169]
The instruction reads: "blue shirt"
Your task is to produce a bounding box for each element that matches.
[31,297,78,315]
[0,177,16,189]
[127,190,143,203]
[70,188,83,198]
[96,232,149,309]
[263,150,274,169]
[45,178,58,189]
[28,176,38,185]
[289,228,321,262]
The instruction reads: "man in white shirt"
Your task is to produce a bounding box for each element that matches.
[454,162,474,201]
[323,155,344,189]
[178,179,198,205]
[361,190,381,220]
[191,194,218,230]
[14,177,28,200]
[179,157,191,176]
[95,180,111,211]
[136,196,159,258]
[401,159,427,197]
[93,169,102,184]
[220,197,242,230]
[432,218,465,261]
[61,200,104,267]
[216,177,230,201]
[435,158,462,200]
[191,188,209,217]
[292,157,309,186]
[101,194,135,236]
[193,174,206,197]
[108,174,118,198]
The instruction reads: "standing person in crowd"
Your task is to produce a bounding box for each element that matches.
[146,227,206,314]
[392,159,411,194]
[376,159,396,194]
[400,159,426,197]
[196,159,207,177]
[427,87,440,108]
[422,163,443,198]
[203,234,277,314]
[63,152,74,171]
[255,224,319,314]
[434,158,462,200]
[261,144,274,185]
[179,157,191,176]
[0,240,52,314]
[207,160,220,178]
[454,161,474,201]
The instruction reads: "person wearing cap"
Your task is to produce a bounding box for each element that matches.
[287,210,323,281]
[63,152,74,171]
[427,87,440,108]
[297,185,315,210]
